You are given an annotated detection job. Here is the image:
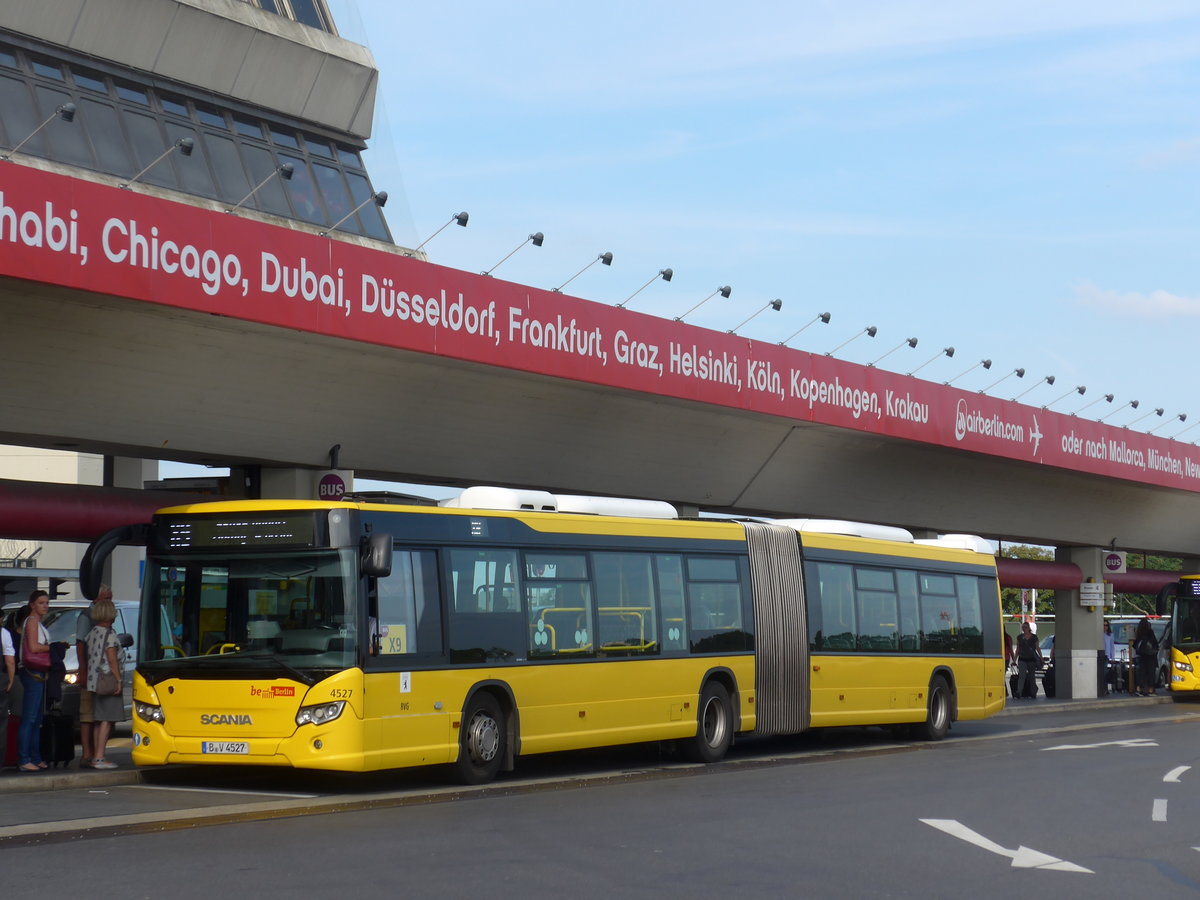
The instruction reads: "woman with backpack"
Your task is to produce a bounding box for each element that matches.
[1133,618,1160,696]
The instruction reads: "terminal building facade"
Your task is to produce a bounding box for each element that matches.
[0,0,393,602]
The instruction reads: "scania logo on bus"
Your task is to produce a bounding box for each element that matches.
[200,713,253,726]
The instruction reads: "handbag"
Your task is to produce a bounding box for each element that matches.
[95,626,123,695]
[95,667,120,696]
[22,629,50,671]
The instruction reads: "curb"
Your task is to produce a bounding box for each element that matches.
[997,694,1174,716]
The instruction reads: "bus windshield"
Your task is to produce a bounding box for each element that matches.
[1175,597,1200,652]
[139,547,359,683]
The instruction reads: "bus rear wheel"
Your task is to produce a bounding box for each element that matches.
[681,681,733,763]
[455,693,506,785]
[914,675,951,741]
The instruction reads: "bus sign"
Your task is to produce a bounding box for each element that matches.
[315,471,350,500]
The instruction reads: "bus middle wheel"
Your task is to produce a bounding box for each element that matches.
[680,681,733,764]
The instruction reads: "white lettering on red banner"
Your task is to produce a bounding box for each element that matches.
[3,166,1200,494]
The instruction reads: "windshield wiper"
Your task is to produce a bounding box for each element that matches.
[242,652,317,686]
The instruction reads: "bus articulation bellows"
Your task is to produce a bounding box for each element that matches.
[81,487,1005,783]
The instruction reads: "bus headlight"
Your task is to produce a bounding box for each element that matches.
[296,700,345,727]
[135,701,165,724]
[1174,660,1193,673]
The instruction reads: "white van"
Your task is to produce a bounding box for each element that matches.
[3,600,140,721]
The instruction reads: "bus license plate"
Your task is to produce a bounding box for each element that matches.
[202,741,249,755]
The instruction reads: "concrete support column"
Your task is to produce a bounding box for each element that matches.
[105,456,154,604]
[1052,547,1108,700]
[260,467,354,500]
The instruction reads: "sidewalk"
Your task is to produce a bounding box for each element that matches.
[0,731,138,793]
[996,689,1175,716]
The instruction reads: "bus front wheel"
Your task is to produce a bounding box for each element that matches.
[681,681,733,763]
[455,693,506,785]
[914,675,951,741]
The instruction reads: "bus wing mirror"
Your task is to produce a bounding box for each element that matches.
[362,532,393,578]
[117,633,134,649]
[80,523,151,601]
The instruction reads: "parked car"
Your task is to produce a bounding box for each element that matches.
[2,599,140,721]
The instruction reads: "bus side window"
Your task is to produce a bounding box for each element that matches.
[656,555,687,652]
[444,548,523,663]
[955,575,983,654]
[685,556,747,653]
[814,562,854,651]
[896,570,919,651]
[594,552,658,656]
[373,550,441,658]
[919,573,958,653]
[854,566,898,652]
[526,552,594,658]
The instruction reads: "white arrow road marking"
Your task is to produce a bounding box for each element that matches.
[1153,799,1168,822]
[1042,738,1158,751]
[1164,766,1191,783]
[920,819,1093,873]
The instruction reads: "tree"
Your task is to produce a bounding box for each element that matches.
[1112,554,1181,616]
[998,544,1054,617]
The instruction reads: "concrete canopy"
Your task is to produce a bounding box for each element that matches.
[3,275,1200,554]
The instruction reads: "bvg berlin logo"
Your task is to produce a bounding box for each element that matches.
[250,685,295,699]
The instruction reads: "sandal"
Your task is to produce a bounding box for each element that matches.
[92,759,118,770]
[79,759,95,769]
[35,762,47,769]
[19,764,40,773]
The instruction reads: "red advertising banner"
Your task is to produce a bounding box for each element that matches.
[3,164,1199,494]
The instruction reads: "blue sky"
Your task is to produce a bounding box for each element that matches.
[320,1,1200,442]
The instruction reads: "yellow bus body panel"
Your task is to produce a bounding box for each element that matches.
[1169,648,1200,693]
[133,657,757,772]
[809,655,1004,726]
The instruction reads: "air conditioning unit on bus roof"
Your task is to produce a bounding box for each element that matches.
[773,519,916,543]
[439,486,678,519]
[914,534,994,554]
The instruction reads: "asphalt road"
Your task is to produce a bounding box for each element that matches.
[0,698,1196,898]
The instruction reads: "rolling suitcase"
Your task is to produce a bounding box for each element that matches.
[1010,669,1037,698]
[40,709,74,768]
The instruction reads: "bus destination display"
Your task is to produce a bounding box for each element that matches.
[162,513,317,550]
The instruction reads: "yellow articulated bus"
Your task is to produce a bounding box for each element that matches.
[81,487,1005,783]
[1167,575,1200,697]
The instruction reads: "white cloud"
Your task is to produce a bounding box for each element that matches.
[1073,281,1200,316]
